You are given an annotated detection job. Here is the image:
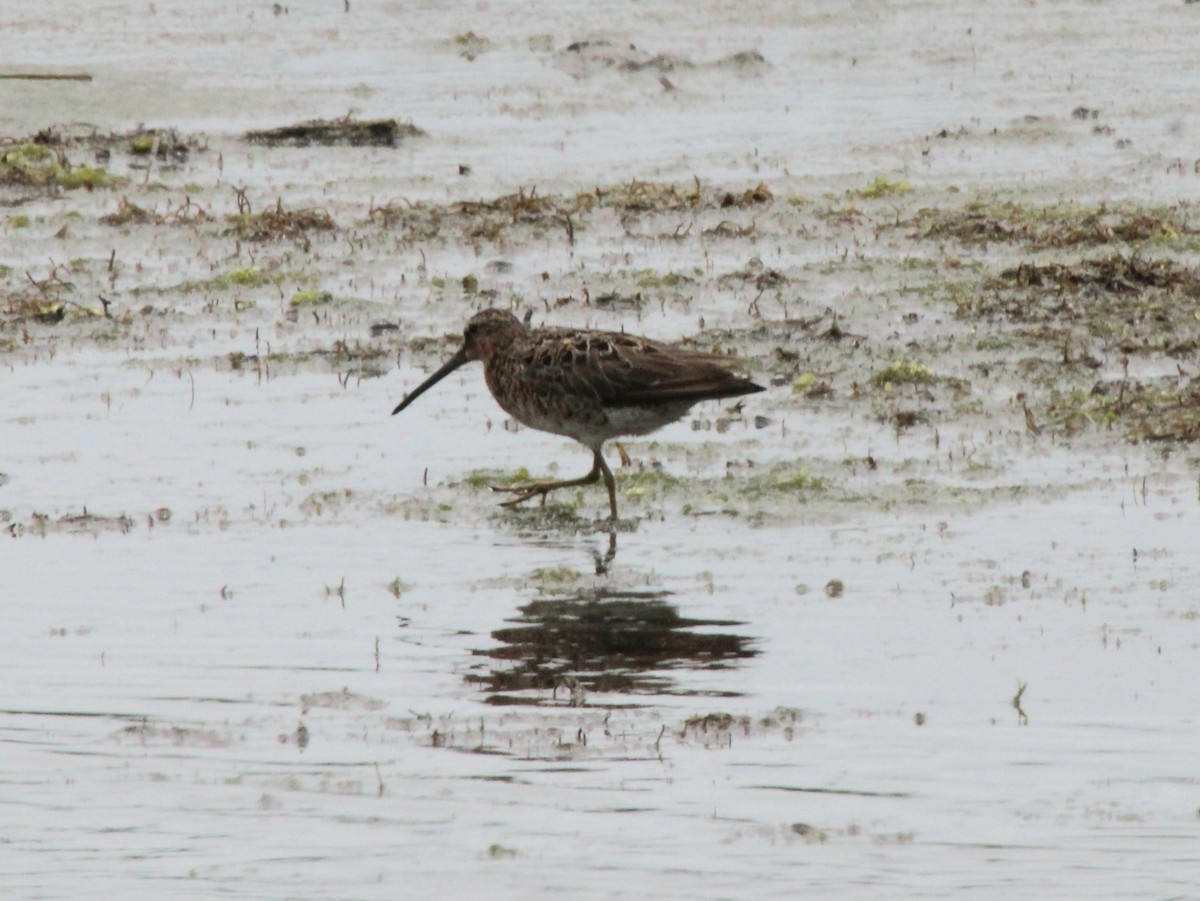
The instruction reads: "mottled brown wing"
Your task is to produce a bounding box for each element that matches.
[523,330,763,407]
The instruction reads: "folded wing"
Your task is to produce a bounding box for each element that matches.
[525,330,764,408]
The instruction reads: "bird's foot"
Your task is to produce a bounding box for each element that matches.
[490,481,561,508]
[490,459,605,513]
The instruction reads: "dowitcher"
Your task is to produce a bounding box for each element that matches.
[392,309,764,519]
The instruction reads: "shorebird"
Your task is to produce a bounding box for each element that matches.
[392,309,764,519]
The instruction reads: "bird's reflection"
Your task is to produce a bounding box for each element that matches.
[593,530,617,573]
[466,586,758,706]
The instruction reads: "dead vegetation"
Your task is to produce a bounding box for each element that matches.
[1,260,114,329]
[4,294,70,325]
[600,179,704,212]
[100,196,213,227]
[992,255,1197,296]
[555,41,767,81]
[16,509,135,538]
[371,186,569,243]
[956,254,1200,356]
[244,117,424,148]
[225,196,336,246]
[717,260,788,290]
[914,201,1197,250]
[1047,377,1200,443]
[7,120,1200,469]
[913,201,1200,443]
[224,336,390,379]
[368,179,772,245]
[452,31,491,62]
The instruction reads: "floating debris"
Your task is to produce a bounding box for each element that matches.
[244,118,424,148]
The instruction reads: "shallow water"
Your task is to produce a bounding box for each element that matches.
[3,1,1200,898]
[6,469,1200,898]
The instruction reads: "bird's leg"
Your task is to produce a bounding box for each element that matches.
[596,452,617,521]
[615,442,632,467]
[491,451,604,509]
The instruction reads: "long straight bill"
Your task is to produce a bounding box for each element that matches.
[391,348,470,415]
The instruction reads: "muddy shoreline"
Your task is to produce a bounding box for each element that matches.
[4,122,1196,532]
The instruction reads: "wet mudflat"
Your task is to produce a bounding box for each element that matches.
[3,2,1200,898]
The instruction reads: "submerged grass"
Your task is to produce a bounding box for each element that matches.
[225,200,336,245]
[853,177,913,199]
[100,196,213,227]
[914,200,1199,250]
[1,142,123,190]
[213,267,275,289]
[1046,378,1200,443]
[290,290,334,307]
[869,361,938,389]
[954,253,1200,356]
[368,177,772,246]
[464,468,534,488]
[157,265,313,296]
[867,361,970,395]
[453,458,833,521]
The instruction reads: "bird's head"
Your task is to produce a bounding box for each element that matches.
[392,309,526,415]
